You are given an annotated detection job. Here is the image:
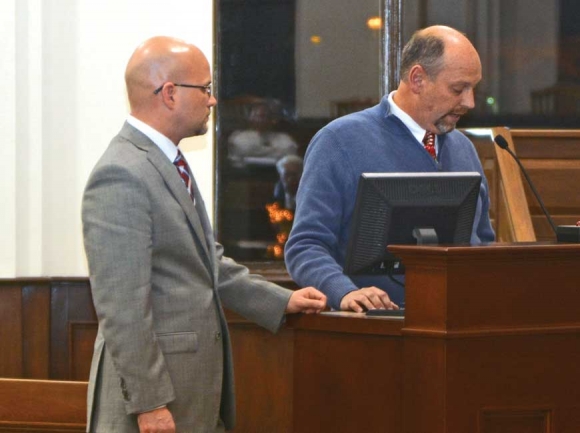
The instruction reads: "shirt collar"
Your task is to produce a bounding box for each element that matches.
[127,115,179,162]
[387,91,434,147]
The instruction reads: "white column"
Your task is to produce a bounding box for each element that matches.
[15,0,44,275]
[0,0,17,276]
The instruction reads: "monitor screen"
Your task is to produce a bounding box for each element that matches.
[344,172,482,276]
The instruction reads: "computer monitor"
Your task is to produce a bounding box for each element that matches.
[344,172,482,276]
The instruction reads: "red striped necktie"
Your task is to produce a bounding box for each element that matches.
[422,131,436,159]
[173,150,195,204]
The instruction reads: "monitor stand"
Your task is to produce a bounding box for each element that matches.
[412,227,439,245]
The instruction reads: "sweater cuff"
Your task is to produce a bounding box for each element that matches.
[321,273,359,310]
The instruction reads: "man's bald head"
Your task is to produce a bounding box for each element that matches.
[123,36,216,144]
[400,25,478,82]
[125,36,207,111]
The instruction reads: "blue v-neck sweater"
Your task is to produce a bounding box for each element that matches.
[285,96,495,310]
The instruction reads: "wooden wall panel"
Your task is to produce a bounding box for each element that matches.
[293,327,403,433]
[444,333,576,432]
[0,285,23,378]
[50,280,96,380]
[402,338,446,433]
[21,284,50,379]
[68,323,98,382]
[0,279,96,381]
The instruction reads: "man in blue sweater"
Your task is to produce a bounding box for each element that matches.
[285,25,495,312]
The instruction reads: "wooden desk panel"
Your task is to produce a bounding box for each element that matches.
[228,312,404,433]
[292,322,403,433]
[390,242,580,333]
[394,243,580,433]
[228,319,295,433]
[230,243,580,433]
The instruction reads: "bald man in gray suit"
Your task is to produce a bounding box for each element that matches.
[82,36,326,433]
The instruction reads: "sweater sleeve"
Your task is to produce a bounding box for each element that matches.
[454,132,496,244]
[474,172,496,243]
[285,128,361,310]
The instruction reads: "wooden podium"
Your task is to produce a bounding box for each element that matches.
[229,242,580,433]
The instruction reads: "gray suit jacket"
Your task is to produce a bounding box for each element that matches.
[82,123,292,432]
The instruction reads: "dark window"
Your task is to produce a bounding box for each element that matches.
[215,0,580,261]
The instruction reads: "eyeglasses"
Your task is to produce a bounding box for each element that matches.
[153,82,212,96]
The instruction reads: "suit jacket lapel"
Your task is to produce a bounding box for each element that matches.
[189,176,217,264]
[119,123,214,274]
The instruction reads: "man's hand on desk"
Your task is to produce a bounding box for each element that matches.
[340,286,399,313]
[286,287,327,314]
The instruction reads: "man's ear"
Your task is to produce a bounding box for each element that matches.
[408,65,426,93]
[161,84,176,106]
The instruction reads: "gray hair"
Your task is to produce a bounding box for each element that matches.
[400,31,446,81]
[276,155,303,175]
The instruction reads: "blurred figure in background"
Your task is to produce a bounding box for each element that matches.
[228,99,298,167]
[273,155,303,211]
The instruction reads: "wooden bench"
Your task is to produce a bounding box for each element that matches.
[0,378,87,432]
[464,128,580,241]
[511,129,580,239]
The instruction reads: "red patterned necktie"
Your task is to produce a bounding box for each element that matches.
[422,132,436,159]
[173,150,195,203]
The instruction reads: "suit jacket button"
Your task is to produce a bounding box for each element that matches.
[120,378,130,401]
[215,332,221,341]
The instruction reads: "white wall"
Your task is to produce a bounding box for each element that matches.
[295,0,382,118]
[1,0,214,277]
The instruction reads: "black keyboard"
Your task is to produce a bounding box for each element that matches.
[365,308,405,317]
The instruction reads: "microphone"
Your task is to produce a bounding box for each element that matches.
[493,134,580,242]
